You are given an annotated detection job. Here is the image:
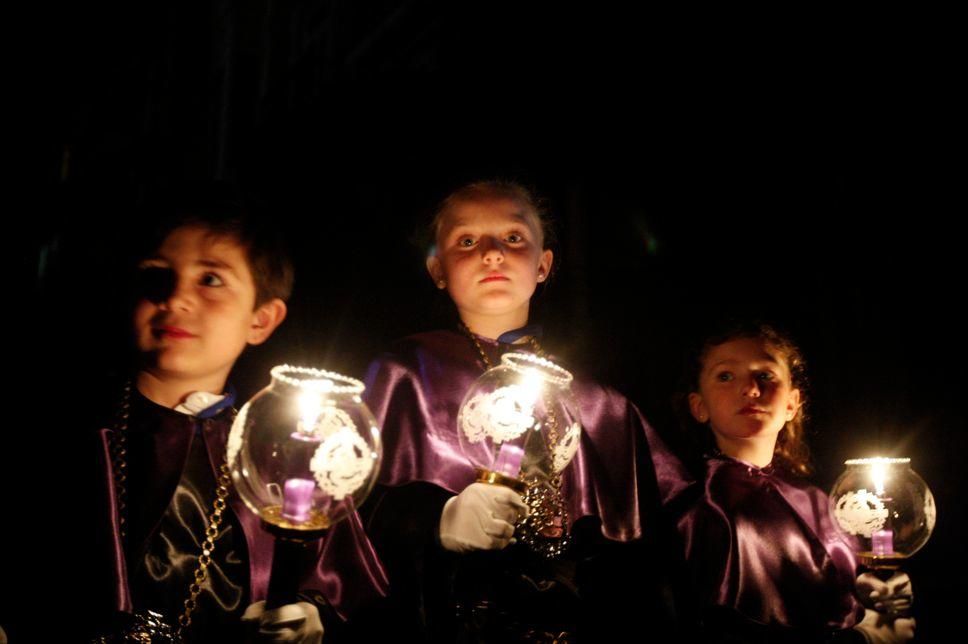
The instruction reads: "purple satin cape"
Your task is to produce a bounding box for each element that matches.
[675,455,863,630]
[363,330,690,541]
[94,401,387,623]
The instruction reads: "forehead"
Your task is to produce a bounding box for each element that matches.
[703,337,788,372]
[438,197,543,238]
[154,225,248,261]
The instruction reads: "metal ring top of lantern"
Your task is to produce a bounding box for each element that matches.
[844,457,911,466]
[500,352,574,387]
[270,364,366,395]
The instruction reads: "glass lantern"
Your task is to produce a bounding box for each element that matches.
[829,457,936,570]
[457,352,581,492]
[228,365,382,540]
[457,352,581,558]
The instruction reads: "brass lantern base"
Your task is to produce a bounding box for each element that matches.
[260,505,331,540]
[475,467,529,495]
[858,551,908,570]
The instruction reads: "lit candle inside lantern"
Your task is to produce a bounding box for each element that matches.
[494,443,524,477]
[282,478,315,523]
[872,528,894,555]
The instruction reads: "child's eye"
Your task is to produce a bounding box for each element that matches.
[458,237,476,248]
[505,233,524,243]
[716,371,733,382]
[200,272,225,287]
[756,372,775,383]
[135,266,175,303]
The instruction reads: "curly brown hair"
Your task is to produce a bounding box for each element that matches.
[675,321,812,477]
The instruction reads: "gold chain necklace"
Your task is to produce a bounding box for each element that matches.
[458,323,571,560]
[107,382,235,640]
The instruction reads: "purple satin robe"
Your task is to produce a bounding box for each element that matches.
[675,455,864,632]
[93,394,387,626]
[363,329,689,540]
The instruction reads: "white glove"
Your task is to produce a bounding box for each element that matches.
[439,482,529,553]
[856,572,914,615]
[242,600,324,644]
[853,608,915,644]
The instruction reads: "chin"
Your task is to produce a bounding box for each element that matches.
[151,354,202,376]
[480,294,528,311]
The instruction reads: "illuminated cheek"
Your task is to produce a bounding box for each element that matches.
[450,259,478,281]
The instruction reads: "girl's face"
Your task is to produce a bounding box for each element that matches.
[689,337,801,451]
[427,197,553,326]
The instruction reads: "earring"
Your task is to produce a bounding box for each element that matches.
[537,271,545,281]
[437,279,446,289]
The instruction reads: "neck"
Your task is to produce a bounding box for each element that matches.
[458,307,529,341]
[714,434,777,468]
[136,370,228,409]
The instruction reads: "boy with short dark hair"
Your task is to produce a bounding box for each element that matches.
[84,189,385,642]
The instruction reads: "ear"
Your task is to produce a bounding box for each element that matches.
[688,392,709,424]
[247,298,288,346]
[426,255,446,288]
[536,249,554,282]
[785,388,802,422]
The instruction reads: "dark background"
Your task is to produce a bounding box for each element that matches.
[15,2,961,639]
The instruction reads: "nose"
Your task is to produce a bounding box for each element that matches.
[741,376,761,398]
[161,276,195,312]
[480,236,505,264]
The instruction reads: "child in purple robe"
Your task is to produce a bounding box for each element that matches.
[673,321,915,643]
[61,187,386,642]
[362,180,689,642]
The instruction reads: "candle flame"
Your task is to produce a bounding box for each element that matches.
[298,390,323,435]
[871,460,888,496]
[519,368,544,406]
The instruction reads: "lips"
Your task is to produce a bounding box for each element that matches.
[739,405,768,415]
[479,272,510,283]
[154,325,197,339]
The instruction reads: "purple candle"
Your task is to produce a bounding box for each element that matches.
[282,478,315,523]
[494,443,524,477]
[872,528,894,555]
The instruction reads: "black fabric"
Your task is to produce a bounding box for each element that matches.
[126,396,249,642]
[360,481,682,643]
[688,605,869,644]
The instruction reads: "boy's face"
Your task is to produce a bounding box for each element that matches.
[427,197,553,322]
[133,225,281,389]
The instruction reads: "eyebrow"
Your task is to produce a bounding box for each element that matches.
[707,358,781,370]
[140,256,242,279]
[198,258,241,277]
[452,212,529,225]
[446,213,534,235]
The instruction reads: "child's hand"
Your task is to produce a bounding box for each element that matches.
[242,600,324,643]
[853,608,916,644]
[439,482,529,553]
[856,572,914,615]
